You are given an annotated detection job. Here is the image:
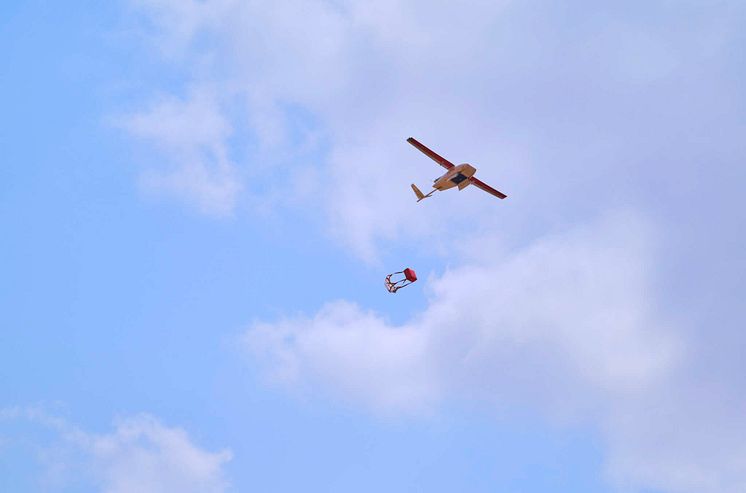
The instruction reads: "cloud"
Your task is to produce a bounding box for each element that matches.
[603,387,746,493]
[122,1,746,492]
[120,88,242,216]
[243,208,746,493]
[122,0,523,249]
[245,211,680,414]
[248,299,439,413]
[245,209,746,493]
[1,409,232,493]
[122,0,746,261]
[128,0,227,58]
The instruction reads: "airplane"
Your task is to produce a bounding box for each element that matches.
[407,137,507,202]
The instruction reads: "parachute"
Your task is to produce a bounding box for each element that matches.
[385,268,418,293]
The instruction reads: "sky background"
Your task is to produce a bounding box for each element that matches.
[2,1,746,492]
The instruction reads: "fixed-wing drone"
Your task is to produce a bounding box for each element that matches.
[407,137,507,202]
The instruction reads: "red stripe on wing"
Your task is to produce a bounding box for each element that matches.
[469,177,507,199]
[407,137,454,170]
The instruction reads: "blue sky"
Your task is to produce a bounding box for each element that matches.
[2,1,745,492]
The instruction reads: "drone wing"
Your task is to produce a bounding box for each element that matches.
[469,177,507,199]
[407,137,454,170]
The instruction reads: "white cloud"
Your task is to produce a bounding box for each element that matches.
[248,299,439,414]
[128,0,227,58]
[243,210,746,492]
[1,409,232,493]
[245,211,680,413]
[121,88,242,216]
[122,2,746,492]
[245,209,746,493]
[603,392,746,493]
[123,0,521,247]
[123,0,745,257]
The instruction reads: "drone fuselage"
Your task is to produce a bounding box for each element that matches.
[433,163,477,191]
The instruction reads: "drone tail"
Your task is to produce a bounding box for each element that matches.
[411,183,429,202]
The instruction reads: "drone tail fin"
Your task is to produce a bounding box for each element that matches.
[411,183,426,202]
